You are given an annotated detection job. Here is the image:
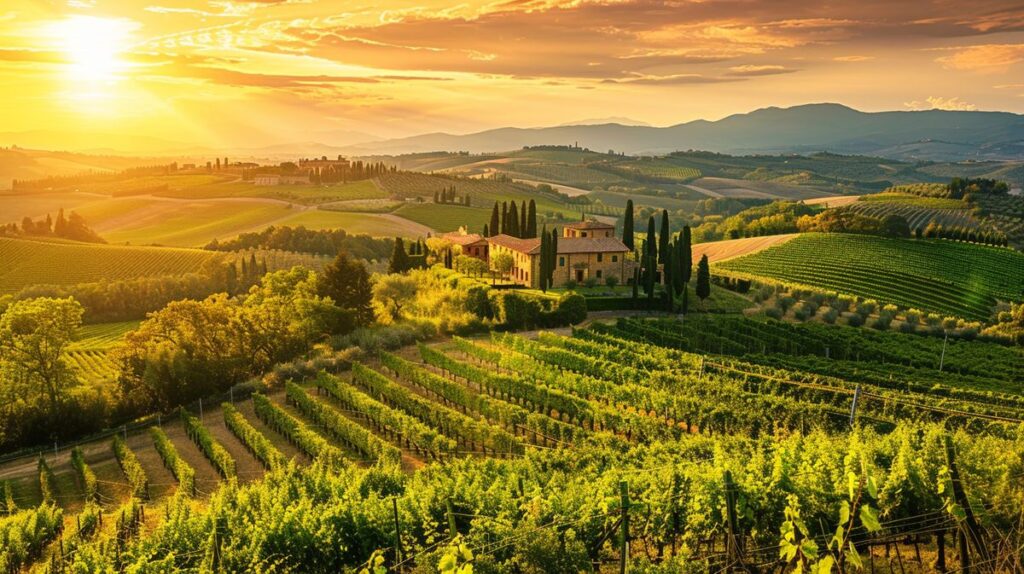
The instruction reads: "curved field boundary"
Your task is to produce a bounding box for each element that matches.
[717,233,1024,320]
[691,234,799,263]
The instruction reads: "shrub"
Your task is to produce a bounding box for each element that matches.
[490,291,542,330]
[564,279,578,290]
[855,300,876,316]
[777,296,797,312]
[605,275,619,288]
[583,277,598,288]
[764,307,784,320]
[870,315,892,331]
[904,309,922,325]
[819,307,839,324]
[846,313,864,327]
[942,317,959,330]
[546,293,587,326]
[898,320,917,333]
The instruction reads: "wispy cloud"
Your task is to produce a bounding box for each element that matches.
[936,44,1024,73]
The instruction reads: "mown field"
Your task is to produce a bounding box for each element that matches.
[717,232,1024,321]
[0,237,220,294]
[2,315,1022,572]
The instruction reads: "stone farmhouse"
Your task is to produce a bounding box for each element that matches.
[486,220,632,288]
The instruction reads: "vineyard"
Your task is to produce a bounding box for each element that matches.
[0,237,221,294]
[717,233,1024,321]
[3,314,1024,572]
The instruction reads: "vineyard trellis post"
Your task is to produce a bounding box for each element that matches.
[619,480,630,574]
[723,470,745,571]
[392,497,404,569]
[446,499,458,539]
[939,331,949,372]
[849,384,861,427]
[944,435,992,571]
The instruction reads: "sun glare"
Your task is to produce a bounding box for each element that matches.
[51,16,133,81]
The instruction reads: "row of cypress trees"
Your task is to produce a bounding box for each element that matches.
[486,200,538,238]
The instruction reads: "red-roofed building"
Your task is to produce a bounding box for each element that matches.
[441,228,489,260]
[487,219,633,287]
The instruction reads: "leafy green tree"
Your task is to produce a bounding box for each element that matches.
[318,252,374,327]
[0,297,83,418]
[695,254,711,306]
[372,274,419,321]
[491,252,515,283]
[622,199,634,251]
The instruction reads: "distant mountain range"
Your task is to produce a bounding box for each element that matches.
[2,104,1022,162]
[342,104,1024,161]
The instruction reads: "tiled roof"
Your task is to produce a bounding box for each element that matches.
[553,237,630,255]
[487,234,541,253]
[564,220,615,230]
[487,234,629,255]
[441,232,486,246]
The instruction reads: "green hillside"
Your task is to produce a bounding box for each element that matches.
[717,233,1024,321]
[0,237,219,293]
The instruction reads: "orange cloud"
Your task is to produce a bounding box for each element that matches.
[903,96,977,111]
[937,44,1024,73]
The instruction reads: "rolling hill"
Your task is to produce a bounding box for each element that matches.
[342,104,1024,161]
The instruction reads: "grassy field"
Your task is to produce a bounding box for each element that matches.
[392,203,493,233]
[717,232,1024,321]
[74,198,294,247]
[277,209,430,237]
[155,179,386,204]
[0,237,219,293]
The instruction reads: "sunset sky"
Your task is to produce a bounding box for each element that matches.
[1,0,1023,151]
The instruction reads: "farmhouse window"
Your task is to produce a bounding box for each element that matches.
[597,253,603,262]
[612,255,618,262]
[559,257,565,266]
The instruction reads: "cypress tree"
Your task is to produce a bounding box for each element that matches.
[501,202,508,235]
[549,228,558,286]
[526,200,537,238]
[489,202,500,237]
[509,202,520,238]
[249,253,259,279]
[695,254,711,306]
[54,208,67,237]
[623,199,635,251]
[681,225,692,313]
[658,209,670,265]
[225,263,237,294]
[483,224,489,237]
[520,201,527,237]
[631,265,640,308]
[389,237,409,273]
[671,237,685,297]
[539,227,550,292]
[645,215,657,261]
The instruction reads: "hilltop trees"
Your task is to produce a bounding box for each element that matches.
[658,209,670,266]
[1,210,105,243]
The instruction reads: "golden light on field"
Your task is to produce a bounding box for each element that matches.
[49,16,133,81]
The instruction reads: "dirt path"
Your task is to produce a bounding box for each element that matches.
[235,397,310,465]
[683,183,725,198]
[203,410,267,483]
[158,419,224,497]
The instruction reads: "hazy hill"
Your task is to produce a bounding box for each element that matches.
[342,104,1024,161]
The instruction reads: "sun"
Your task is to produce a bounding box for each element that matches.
[50,16,133,81]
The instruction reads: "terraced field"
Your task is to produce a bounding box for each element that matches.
[717,232,1024,320]
[0,237,220,293]
[3,316,1023,572]
[845,201,987,232]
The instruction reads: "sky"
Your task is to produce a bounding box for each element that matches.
[0,0,1023,151]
